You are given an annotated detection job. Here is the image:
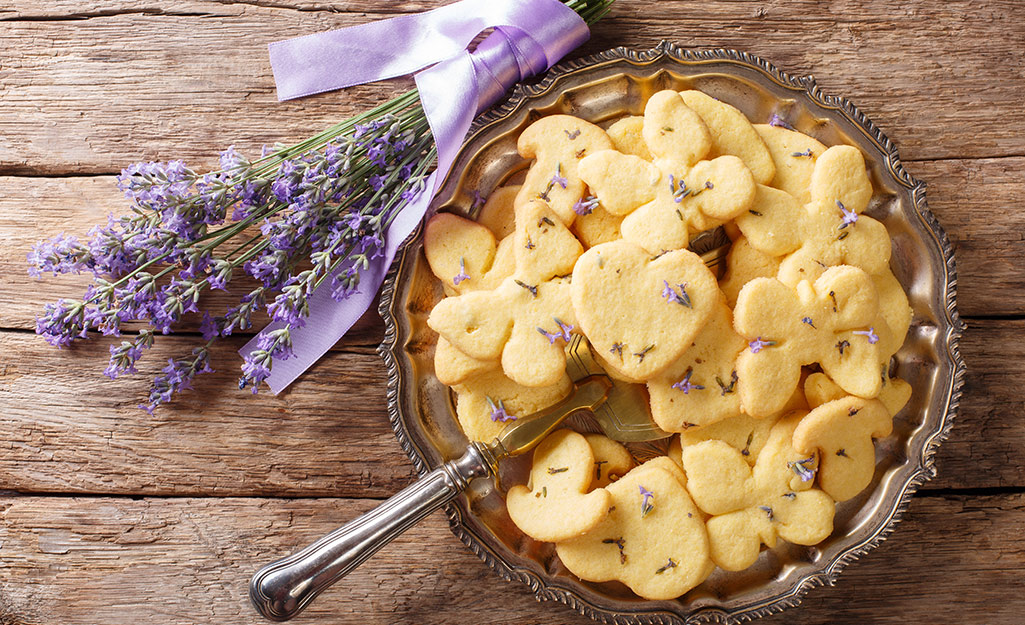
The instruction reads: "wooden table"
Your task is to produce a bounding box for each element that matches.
[1,1,1022,623]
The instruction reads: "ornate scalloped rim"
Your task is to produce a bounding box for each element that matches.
[378,41,966,625]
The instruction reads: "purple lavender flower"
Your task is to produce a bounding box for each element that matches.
[330,265,361,301]
[27,233,92,278]
[768,113,795,130]
[104,329,154,379]
[141,345,215,414]
[787,456,816,482]
[452,257,470,286]
[35,299,88,347]
[671,368,704,394]
[564,128,581,140]
[551,164,568,189]
[838,200,858,228]
[802,316,816,328]
[853,327,880,344]
[486,396,516,423]
[639,485,655,517]
[749,337,775,353]
[791,149,813,158]
[537,318,574,344]
[573,195,599,216]
[661,281,692,308]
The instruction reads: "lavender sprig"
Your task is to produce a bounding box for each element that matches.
[28,0,617,411]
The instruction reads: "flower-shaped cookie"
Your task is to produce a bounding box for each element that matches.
[775,145,892,286]
[434,336,497,386]
[428,276,577,388]
[514,115,613,225]
[571,240,720,381]
[556,459,712,600]
[681,412,835,571]
[792,395,893,502]
[752,123,827,204]
[805,370,912,418]
[507,429,612,542]
[646,299,747,432]
[578,91,757,254]
[733,265,884,417]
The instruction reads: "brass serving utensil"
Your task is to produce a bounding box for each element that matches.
[250,230,731,621]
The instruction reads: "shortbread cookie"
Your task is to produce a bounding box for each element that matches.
[435,336,497,386]
[679,90,775,185]
[753,124,827,204]
[513,199,583,284]
[571,240,720,381]
[792,395,893,502]
[476,184,520,239]
[674,382,807,466]
[776,146,891,286]
[804,371,912,420]
[606,115,653,160]
[682,412,835,571]
[424,213,513,295]
[718,235,782,308]
[515,116,614,225]
[507,429,613,542]
[646,300,747,432]
[577,150,660,216]
[733,265,884,417]
[584,433,636,489]
[873,268,913,361]
[428,276,577,388]
[453,369,572,442]
[642,90,712,168]
[733,184,805,257]
[556,460,712,600]
[571,203,624,249]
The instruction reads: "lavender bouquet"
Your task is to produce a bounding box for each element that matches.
[28,0,614,413]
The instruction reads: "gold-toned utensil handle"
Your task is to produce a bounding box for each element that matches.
[248,444,491,622]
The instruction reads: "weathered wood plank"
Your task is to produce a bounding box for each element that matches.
[1,156,1022,334]
[1,0,1024,175]
[0,493,1021,624]
[0,318,1016,495]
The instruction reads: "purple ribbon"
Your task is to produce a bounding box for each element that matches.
[242,0,589,393]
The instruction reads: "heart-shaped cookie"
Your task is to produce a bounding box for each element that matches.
[570,240,719,381]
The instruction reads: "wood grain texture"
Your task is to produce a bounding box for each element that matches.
[1,1,1023,623]
[0,493,1022,625]
[0,319,1016,496]
[1,0,1024,175]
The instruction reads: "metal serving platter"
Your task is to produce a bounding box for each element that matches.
[378,42,966,624]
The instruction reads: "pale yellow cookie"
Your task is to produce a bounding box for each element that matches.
[435,336,497,386]
[577,150,660,216]
[571,203,624,249]
[679,90,775,185]
[646,300,747,432]
[733,184,805,257]
[804,371,912,420]
[733,266,884,417]
[425,213,511,295]
[776,145,891,286]
[453,369,572,442]
[507,429,612,542]
[792,395,892,502]
[642,90,712,169]
[753,124,827,204]
[513,199,583,284]
[619,155,757,254]
[556,461,711,600]
[873,267,913,362]
[428,276,577,388]
[606,115,653,160]
[718,235,781,309]
[584,433,636,489]
[681,412,835,571]
[476,184,520,239]
[571,240,720,381]
[515,116,614,225]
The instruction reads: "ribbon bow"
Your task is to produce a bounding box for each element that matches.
[242,0,590,393]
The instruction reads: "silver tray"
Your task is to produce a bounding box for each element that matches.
[378,42,966,624]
